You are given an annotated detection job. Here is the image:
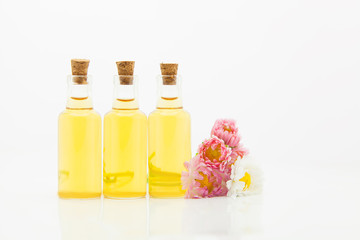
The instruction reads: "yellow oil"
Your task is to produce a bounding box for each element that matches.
[148,99,191,198]
[58,98,102,198]
[103,99,147,198]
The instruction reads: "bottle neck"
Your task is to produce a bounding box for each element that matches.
[66,76,93,110]
[156,75,183,109]
[112,76,139,110]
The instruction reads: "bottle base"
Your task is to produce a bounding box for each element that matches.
[149,184,185,198]
[149,191,185,198]
[103,192,146,199]
[58,191,101,199]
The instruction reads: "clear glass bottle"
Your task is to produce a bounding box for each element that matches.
[58,75,102,198]
[148,75,191,198]
[103,75,147,198]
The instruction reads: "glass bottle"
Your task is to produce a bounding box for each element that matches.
[58,75,102,198]
[148,73,191,198]
[103,75,147,198]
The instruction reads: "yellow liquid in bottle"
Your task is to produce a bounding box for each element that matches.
[103,107,147,198]
[58,108,102,198]
[148,105,191,198]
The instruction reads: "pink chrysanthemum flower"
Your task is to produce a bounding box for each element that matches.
[200,169,229,198]
[211,119,241,148]
[198,136,232,172]
[181,155,211,197]
[181,155,229,198]
[181,119,250,199]
[230,144,249,161]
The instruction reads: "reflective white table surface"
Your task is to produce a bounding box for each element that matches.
[0,163,359,239]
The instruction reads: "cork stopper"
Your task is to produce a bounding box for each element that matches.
[116,61,135,85]
[160,63,178,85]
[71,59,90,84]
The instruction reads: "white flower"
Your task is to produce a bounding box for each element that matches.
[226,155,263,198]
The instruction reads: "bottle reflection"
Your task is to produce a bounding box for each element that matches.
[58,196,262,239]
[102,198,147,239]
[58,199,102,240]
[149,198,185,237]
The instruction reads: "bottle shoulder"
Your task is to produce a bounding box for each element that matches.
[105,109,147,119]
[149,108,190,119]
[182,109,191,117]
[59,109,101,119]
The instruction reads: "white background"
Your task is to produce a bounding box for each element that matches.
[0,0,359,239]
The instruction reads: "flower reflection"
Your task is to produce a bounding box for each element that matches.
[149,195,263,239]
